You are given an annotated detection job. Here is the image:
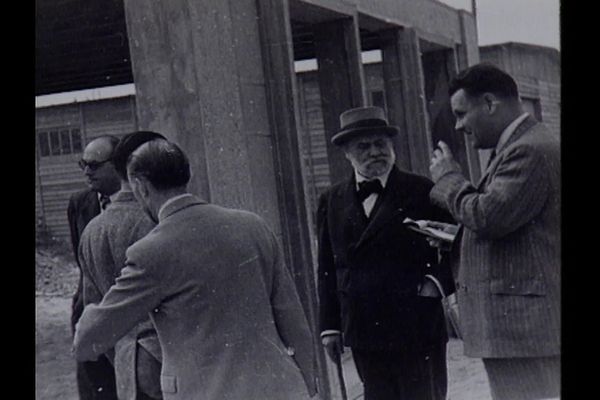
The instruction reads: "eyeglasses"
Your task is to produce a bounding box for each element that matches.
[78,158,111,171]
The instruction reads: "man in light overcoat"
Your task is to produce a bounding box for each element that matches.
[68,135,121,399]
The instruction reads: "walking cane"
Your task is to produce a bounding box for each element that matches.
[334,350,348,400]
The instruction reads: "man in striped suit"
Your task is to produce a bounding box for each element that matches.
[429,63,560,400]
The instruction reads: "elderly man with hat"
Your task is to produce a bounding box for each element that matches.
[316,106,455,400]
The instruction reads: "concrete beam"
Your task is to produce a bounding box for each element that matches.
[293,0,468,48]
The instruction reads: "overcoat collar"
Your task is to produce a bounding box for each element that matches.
[112,189,136,203]
[348,166,408,249]
[158,194,207,223]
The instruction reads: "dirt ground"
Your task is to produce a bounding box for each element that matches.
[35,243,492,400]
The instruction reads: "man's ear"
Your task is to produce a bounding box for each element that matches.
[482,93,500,114]
[134,176,150,198]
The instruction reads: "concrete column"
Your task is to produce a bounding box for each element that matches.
[255,0,331,397]
[422,47,471,177]
[314,14,367,185]
[123,0,282,231]
[456,10,485,182]
[380,27,432,177]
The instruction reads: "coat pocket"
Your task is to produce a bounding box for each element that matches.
[490,278,546,296]
[160,374,177,394]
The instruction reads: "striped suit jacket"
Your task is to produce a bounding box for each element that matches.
[430,116,560,358]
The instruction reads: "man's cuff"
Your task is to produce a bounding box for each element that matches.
[320,330,341,338]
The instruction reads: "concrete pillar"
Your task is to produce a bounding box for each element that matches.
[380,27,432,177]
[123,0,281,230]
[255,0,331,397]
[456,10,485,182]
[422,47,471,177]
[313,14,367,185]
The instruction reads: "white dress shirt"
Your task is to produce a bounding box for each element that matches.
[355,168,392,218]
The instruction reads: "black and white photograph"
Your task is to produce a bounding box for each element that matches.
[35,1,561,399]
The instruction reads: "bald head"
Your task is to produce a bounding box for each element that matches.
[80,135,121,195]
[83,136,120,161]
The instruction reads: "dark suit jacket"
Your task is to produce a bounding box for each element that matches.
[74,194,317,400]
[67,188,101,329]
[317,166,455,352]
[430,117,560,358]
[79,190,161,400]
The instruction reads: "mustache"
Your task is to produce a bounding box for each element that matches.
[367,156,390,163]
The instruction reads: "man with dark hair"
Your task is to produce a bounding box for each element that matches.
[429,63,560,400]
[317,106,455,400]
[78,131,165,400]
[68,135,121,400]
[74,138,317,399]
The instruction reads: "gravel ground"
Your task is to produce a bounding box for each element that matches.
[36,242,79,297]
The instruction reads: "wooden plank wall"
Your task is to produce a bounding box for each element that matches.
[35,96,137,240]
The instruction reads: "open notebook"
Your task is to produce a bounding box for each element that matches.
[403,217,457,243]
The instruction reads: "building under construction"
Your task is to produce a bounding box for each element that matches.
[36,1,500,397]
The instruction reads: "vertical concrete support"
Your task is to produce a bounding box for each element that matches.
[380,27,432,176]
[255,0,331,397]
[314,15,367,184]
[123,0,282,229]
[456,10,485,182]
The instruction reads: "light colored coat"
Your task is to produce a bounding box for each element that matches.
[74,194,316,400]
[430,117,560,358]
[78,190,161,399]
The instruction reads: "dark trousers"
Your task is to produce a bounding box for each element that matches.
[72,288,118,400]
[483,356,560,400]
[352,342,447,400]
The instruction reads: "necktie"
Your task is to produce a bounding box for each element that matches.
[357,179,383,203]
[99,194,111,210]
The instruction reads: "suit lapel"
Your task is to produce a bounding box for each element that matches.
[339,178,369,244]
[475,116,538,189]
[355,167,406,249]
[80,190,100,235]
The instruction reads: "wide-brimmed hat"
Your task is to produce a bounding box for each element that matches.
[331,106,398,146]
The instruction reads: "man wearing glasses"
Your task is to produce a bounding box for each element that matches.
[68,135,121,400]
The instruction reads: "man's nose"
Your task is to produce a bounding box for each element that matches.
[368,145,381,156]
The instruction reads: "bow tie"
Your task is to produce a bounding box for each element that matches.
[357,179,383,202]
